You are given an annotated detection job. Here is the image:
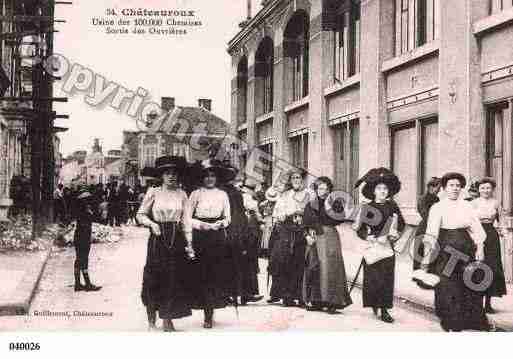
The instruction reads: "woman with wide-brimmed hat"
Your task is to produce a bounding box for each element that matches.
[137,156,193,332]
[73,187,102,292]
[302,176,353,314]
[184,159,233,328]
[470,177,507,314]
[422,172,490,331]
[353,168,405,323]
[268,168,312,307]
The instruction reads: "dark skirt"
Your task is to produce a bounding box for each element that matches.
[433,228,489,331]
[303,226,352,309]
[141,222,192,319]
[363,255,395,309]
[269,224,306,301]
[189,226,232,309]
[482,223,507,298]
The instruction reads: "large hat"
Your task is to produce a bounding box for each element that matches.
[190,159,234,185]
[154,156,187,176]
[356,167,401,200]
[265,187,280,202]
[140,166,157,178]
[77,186,93,200]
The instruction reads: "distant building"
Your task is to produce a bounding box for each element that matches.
[122,97,234,186]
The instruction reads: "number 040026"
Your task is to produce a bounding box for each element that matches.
[9,342,40,351]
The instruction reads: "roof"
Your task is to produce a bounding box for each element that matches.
[150,106,229,137]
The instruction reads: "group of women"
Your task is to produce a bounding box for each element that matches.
[73,150,507,332]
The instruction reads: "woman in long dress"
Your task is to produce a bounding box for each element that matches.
[424,172,490,331]
[471,177,507,313]
[268,168,311,307]
[184,160,232,329]
[137,156,193,332]
[354,168,405,323]
[303,176,352,314]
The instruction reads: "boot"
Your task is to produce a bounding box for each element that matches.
[380,308,394,323]
[146,307,157,331]
[372,307,379,316]
[203,308,213,329]
[74,263,85,292]
[484,296,496,314]
[82,271,102,291]
[163,319,175,332]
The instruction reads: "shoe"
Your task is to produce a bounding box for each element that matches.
[326,306,341,315]
[283,299,295,307]
[74,284,86,292]
[83,283,102,291]
[381,310,394,323]
[297,300,306,308]
[203,320,213,329]
[306,305,323,312]
[163,319,175,332]
[244,295,264,303]
[266,297,280,304]
[372,307,379,316]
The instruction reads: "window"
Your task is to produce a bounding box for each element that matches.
[237,57,248,125]
[391,117,438,210]
[333,119,359,203]
[258,143,273,187]
[486,104,508,207]
[284,11,309,102]
[395,0,439,56]
[255,37,274,115]
[290,133,308,170]
[490,0,513,15]
[334,1,360,82]
[144,144,157,167]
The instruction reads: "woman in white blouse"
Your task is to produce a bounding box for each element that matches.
[424,172,490,331]
[184,160,232,329]
[471,177,507,313]
[137,156,193,332]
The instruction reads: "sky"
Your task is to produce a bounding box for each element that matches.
[53,0,261,157]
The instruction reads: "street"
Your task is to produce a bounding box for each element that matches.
[0,227,442,332]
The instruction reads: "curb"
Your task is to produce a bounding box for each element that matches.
[0,247,53,316]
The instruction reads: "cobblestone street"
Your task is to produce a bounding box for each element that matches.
[0,226,442,332]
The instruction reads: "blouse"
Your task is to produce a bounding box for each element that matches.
[425,198,486,246]
[471,197,499,224]
[185,187,231,231]
[272,188,312,221]
[136,187,188,223]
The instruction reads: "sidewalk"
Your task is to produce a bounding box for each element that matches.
[341,238,513,331]
[0,248,52,316]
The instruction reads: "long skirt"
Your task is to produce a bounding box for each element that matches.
[269,224,306,301]
[482,223,507,298]
[240,224,260,297]
[433,229,489,331]
[363,255,395,309]
[189,227,232,309]
[141,222,192,319]
[303,226,352,309]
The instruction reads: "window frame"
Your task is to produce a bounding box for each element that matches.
[333,1,361,83]
[395,0,438,56]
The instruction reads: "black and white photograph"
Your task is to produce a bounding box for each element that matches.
[0,0,512,356]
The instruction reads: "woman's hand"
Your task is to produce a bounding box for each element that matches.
[306,235,315,246]
[476,246,485,262]
[150,222,161,237]
[185,243,196,259]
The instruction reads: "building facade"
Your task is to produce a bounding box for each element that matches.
[228,0,513,282]
[122,97,233,186]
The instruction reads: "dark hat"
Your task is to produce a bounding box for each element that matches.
[356,167,401,200]
[77,186,93,200]
[476,176,497,189]
[440,172,466,188]
[191,159,234,185]
[140,166,157,178]
[154,156,187,176]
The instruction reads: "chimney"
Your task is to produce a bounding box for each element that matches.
[161,97,175,112]
[198,98,212,112]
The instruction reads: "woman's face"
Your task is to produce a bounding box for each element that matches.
[478,182,494,199]
[374,183,389,202]
[290,173,304,191]
[316,181,330,199]
[203,170,217,188]
[445,179,462,200]
[162,168,178,188]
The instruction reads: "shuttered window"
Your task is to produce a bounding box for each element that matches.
[395,0,438,56]
[486,104,508,207]
[290,133,308,170]
[490,0,513,15]
[333,119,359,204]
[333,1,360,83]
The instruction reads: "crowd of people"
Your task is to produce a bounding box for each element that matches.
[60,153,507,332]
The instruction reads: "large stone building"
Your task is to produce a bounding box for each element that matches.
[228,0,513,281]
[122,97,233,186]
